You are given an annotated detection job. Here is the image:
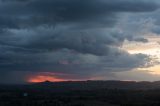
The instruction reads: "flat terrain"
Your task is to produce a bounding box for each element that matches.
[1,81,160,106]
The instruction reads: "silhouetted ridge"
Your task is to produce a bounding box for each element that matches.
[24,80,160,91]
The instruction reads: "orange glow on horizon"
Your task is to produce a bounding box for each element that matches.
[28,75,66,83]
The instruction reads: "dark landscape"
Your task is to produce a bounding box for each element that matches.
[1,81,160,106]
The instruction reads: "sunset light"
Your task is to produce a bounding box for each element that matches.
[28,75,66,83]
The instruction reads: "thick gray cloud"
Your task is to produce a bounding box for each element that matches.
[0,0,158,29]
[0,0,159,83]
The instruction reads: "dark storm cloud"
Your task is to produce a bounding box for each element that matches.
[0,27,149,56]
[0,0,158,29]
[0,46,154,77]
[0,0,159,83]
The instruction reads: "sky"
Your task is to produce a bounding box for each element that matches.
[0,0,160,84]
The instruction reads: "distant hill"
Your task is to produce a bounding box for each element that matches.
[26,80,160,91]
[1,80,160,91]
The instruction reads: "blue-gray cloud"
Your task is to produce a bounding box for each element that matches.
[0,0,159,83]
